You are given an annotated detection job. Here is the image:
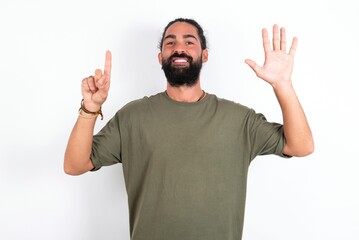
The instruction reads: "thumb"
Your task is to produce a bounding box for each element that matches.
[245,59,264,78]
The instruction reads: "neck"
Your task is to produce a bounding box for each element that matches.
[166,81,204,103]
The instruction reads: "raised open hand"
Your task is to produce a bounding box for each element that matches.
[81,51,112,111]
[245,25,297,87]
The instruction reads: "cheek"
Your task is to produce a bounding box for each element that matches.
[190,48,202,58]
[159,52,170,64]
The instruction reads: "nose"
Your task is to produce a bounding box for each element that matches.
[174,49,185,55]
[173,41,187,54]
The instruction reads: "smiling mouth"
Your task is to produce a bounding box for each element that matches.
[171,57,190,67]
[173,58,188,63]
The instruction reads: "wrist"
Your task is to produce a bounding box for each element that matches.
[271,80,293,92]
[78,110,99,120]
[82,100,102,112]
[79,99,104,120]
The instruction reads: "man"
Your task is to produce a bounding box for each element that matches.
[64,18,314,240]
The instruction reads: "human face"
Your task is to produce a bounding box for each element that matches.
[158,22,208,86]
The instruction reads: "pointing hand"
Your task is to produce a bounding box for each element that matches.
[81,51,112,111]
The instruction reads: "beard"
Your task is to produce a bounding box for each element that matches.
[161,53,202,87]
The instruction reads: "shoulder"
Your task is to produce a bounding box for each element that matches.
[209,93,252,115]
[114,92,163,118]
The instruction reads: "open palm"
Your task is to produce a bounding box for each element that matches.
[245,25,297,86]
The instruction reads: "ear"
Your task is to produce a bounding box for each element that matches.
[202,49,208,63]
[158,52,163,65]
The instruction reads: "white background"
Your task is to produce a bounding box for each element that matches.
[1,0,358,239]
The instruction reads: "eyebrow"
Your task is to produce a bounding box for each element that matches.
[164,34,198,41]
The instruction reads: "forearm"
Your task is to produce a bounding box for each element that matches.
[273,82,314,157]
[64,116,97,175]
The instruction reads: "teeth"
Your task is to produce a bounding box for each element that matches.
[174,59,187,63]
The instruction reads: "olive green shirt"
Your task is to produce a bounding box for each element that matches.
[91,92,288,240]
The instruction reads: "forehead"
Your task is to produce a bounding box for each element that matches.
[164,22,199,38]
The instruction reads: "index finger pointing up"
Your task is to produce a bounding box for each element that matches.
[104,50,112,78]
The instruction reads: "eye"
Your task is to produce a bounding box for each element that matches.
[166,41,174,46]
[185,41,194,45]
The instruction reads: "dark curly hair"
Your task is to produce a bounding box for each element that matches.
[158,18,207,51]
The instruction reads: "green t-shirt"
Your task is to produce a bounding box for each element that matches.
[91,92,288,240]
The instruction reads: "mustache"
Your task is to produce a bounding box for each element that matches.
[169,53,193,62]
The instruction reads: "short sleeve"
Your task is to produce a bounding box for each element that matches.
[90,113,122,171]
[246,109,291,162]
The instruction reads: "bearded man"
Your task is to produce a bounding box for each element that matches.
[64,18,314,240]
